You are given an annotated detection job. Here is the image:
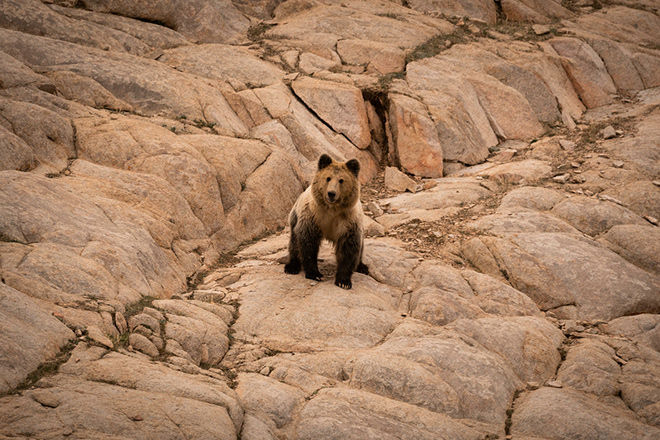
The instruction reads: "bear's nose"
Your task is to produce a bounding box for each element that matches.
[327,191,336,201]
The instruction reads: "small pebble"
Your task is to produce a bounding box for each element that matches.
[645,216,659,226]
[553,174,570,183]
[601,126,616,139]
[546,380,563,388]
[559,140,576,151]
[612,160,624,168]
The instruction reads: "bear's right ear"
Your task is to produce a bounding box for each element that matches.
[318,154,333,170]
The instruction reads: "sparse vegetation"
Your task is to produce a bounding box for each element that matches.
[372,71,406,93]
[123,296,158,319]
[5,340,78,395]
[193,119,216,130]
[578,116,635,146]
[248,22,275,42]
[406,34,457,63]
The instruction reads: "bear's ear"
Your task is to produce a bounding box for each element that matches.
[346,159,360,177]
[318,154,333,170]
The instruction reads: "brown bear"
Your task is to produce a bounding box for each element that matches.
[284,154,369,289]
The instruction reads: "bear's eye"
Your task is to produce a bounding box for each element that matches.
[326,177,331,182]
[339,179,344,184]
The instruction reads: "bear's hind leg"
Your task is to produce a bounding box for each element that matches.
[285,212,301,274]
[357,262,369,275]
[335,227,361,289]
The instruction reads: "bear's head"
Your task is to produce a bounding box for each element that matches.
[312,154,360,209]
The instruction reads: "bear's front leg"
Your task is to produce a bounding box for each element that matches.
[298,221,324,281]
[335,227,361,289]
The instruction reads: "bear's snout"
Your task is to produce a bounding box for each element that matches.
[327,191,337,202]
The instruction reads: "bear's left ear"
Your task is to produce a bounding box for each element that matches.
[318,154,333,170]
[346,159,360,177]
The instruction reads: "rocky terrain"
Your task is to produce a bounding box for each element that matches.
[1,0,660,438]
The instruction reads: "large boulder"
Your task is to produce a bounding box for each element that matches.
[291,77,371,149]
[405,0,498,24]
[511,387,660,440]
[501,0,572,23]
[388,94,443,178]
[467,233,660,321]
[0,29,248,135]
[548,37,616,108]
[78,0,250,44]
[0,0,152,55]
[293,387,492,440]
[159,44,285,88]
[0,283,74,394]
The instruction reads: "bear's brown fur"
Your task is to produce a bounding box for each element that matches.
[284,154,368,289]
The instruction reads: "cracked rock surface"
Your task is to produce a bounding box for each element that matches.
[1,0,660,439]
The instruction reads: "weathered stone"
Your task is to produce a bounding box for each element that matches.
[298,52,340,75]
[0,29,248,135]
[511,387,660,440]
[470,211,580,235]
[608,314,660,353]
[128,313,161,335]
[602,110,660,177]
[49,4,190,50]
[588,38,645,92]
[480,233,660,321]
[268,5,443,50]
[362,239,422,290]
[600,225,660,275]
[602,125,617,139]
[498,186,567,213]
[406,61,498,164]
[346,327,523,425]
[384,167,417,193]
[86,325,113,349]
[501,0,572,24]
[632,51,660,89]
[159,44,284,88]
[410,286,487,326]
[552,196,647,236]
[79,0,249,44]
[163,313,229,366]
[293,387,492,440]
[388,94,443,178]
[0,124,38,172]
[557,338,620,396]
[337,39,405,74]
[462,270,541,316]
[236,373,305,428]
[448,316,564,383]
[291,76,370,149]
[231,267,402,352]
[0,96,74,172]
[153,300,229,331]
[0,0,155,55]
[441,44,560,124]
[129,333,160,357]
[549,37,616,109]
[47,70,133,111]
[382,179,491,211]
[0,283,74,394]
[0,375,238,439]
[471,160,553,185]
[405,0,498,24]
[571,6,660,47]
